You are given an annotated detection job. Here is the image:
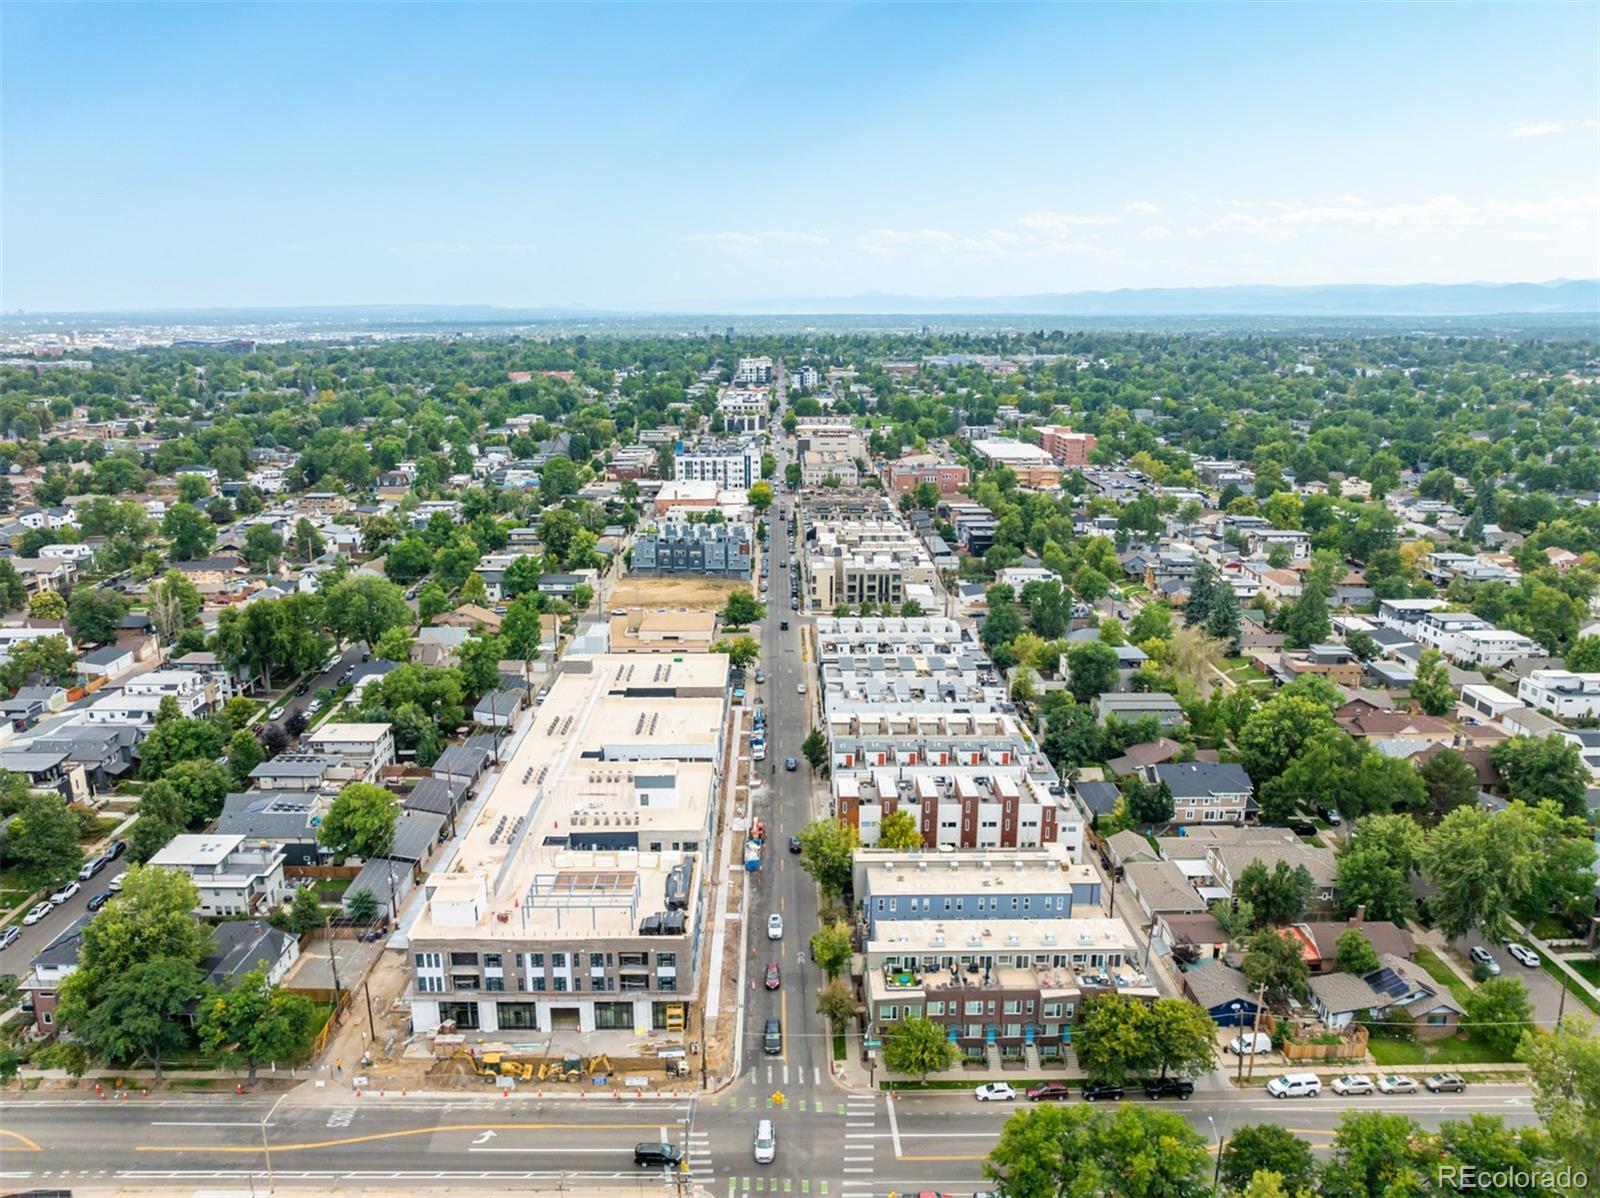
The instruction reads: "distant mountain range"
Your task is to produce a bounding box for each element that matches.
[705,279,1600,317]
[6,281,1596,327]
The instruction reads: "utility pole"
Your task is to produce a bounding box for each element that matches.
[362,978,376,1043]
[325,914,343,1007]
[1245,983,1266,1082]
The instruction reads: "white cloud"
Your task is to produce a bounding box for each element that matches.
[1126,201,1160,215]
[1510,121,1564,138]
[682,230,830,251]
[1192,193,1597,239]
[1140,225,1173,241]
[1017,210,1119,232]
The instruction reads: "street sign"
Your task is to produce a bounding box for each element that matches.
[863,1039,881,1049]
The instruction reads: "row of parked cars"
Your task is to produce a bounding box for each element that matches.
[6,839,127,939]
[1268,1071,1467,1098]
[972,1077,1194,1103]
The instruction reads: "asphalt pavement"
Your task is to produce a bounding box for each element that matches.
[0,860,127,972]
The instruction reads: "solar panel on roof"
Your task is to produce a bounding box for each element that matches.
[1365,966,1410,999]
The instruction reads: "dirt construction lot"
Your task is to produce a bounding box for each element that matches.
[609,574,751,611]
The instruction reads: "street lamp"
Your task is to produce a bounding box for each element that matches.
[1207,1113,1227,1197]
[261,1090,289,1194]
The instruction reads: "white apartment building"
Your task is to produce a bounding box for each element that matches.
[1517,670,1600,720]
[673,441,761,490]
[303,723,396,783]
[148,833,289,917]
[734,356,775,385]
[717,388,768,434]
[124,669,213,718]
[790,364,819,390]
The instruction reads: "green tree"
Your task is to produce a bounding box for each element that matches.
[1421,804,1539,941]
[0,560,26,613]
[291,517,325,563]
[1418,747,1480,824]
[881,1016,959,1081]
[795,818,858,898]
[1335,813,1425,921]
[1437,1114,1555,1198]
[1122,775,1175,826]
[1075,993,1154,1083]
[138,713,228,779]
[67,586,129,644]
[1465,976,1535,1057]
[1567,635,1600,673]
[373,626,413,662]
[1065,639,1120,704]
[1519,1021,1600,1183]
[817,976,860,1030]
[148,569,202,641]
[458,571,489,607]
[324,575,412,649]
[1334,929,1380,976]
[345,887,379,923]
[162,502,215,562]
[1280,573,1331,648]
[1235,859,1316,926]
[1238,693,1339,786]
[287,884,325,935]
[417,581,449,624]
[749,481,774,512]
[56,866,210,1081]
[712,636,761,668]
[1491,734,1591,820]
[27,589,67,620]
[720,589,765,627]
[1147,997,1219,1080]
[1242,928,1309,1004]
[984,1103,1211,1198]
[4,794,83,889]
[876,807,923,851]
[163,759,233,824]
[1410,648,1456,717]
[457,634,503,698]
[809,921,853,978]
[317,782,398,861]
[1320,1111,1437,1198]
[383,534,434,585]
[227,728,264,788]
[1219,1124,1319,1197]
[242,524,285,574]
[197,968,318,1083]
[801,728,828,773]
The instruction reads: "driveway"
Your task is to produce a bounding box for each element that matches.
[1449,932,1575,1025]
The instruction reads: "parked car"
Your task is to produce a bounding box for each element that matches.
[1424,1073,1467,1093]
[1506,943,1540,968]
[48,881,81,906]
[1287,820,1317,836]
[765,963,781,990]
[78,856,108,881]
[1224,1032,1272,1055]
[107,874,124,893]
[754,669,765,683]
[1377,1074,1418,1095]
[1331,1074,1375,1096]
[1025,1082,1070,1101]
[0,927,20,951]
[779,620,789,631]
[1267,1073,1322,1099]
[1469,946,1501,975]
[1080,1082,1125,1101]
[633,1142,682,1168]
[106,839,127,859]
[796,682,806,694]
[22,902,52,926]
[767,913,784,940]
[86,891,114,912]
[753,1117,776,1165]
[1143,1077,1194,1100]
[974,1082,1016,1102]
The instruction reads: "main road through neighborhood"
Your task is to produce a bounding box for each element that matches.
[0,1082,1545,1194]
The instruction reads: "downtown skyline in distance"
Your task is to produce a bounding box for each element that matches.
[2,2,1598,312]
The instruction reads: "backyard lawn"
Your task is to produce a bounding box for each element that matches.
[1369,1034,1511,1067]
[1412,946,1474,1009]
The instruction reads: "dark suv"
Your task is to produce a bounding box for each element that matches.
[763,1018,782,1055]
[634,1142,683,1168]
[1080,1081,1125,1102]
[1144,1077,1195,1100]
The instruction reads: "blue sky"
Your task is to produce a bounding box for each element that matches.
[3,2,1596,310]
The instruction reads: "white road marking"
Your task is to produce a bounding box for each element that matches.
[887,1094,903,1158]
[149,1121,276,1127]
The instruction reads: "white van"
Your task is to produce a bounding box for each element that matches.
[1267,1073,1322,1099]
[1225,1031,1272,1055]
[753,1118,776,1164]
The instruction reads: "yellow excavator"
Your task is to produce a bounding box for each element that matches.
[536,1053,611,1082]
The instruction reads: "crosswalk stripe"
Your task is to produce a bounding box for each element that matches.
[814,1066,822,1085]
[842,1167,875,1174]
[727,1180,735,1198]
[784,1182,792,1194]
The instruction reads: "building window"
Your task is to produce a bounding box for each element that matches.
[439,1001,479,1030]
[499,1002,539,1030]
[964,1001,983,1016]
[880,1006,899,1021]
[484,977,504,992]
[449,951,478,967]
[655,951,676,968]
[553,976,567,992]
[1003,1000,1020,1015]
[527,953,544,967]
[551,953,567,967]
[926,1001,944,1016]
[484,953,502,970]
